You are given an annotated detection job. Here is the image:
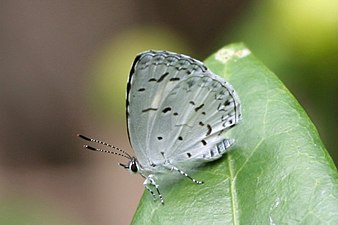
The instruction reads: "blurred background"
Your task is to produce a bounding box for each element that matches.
[0,0,337,224]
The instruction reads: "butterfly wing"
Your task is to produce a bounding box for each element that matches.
[150,74,241,165]
[126,50,241,168]
[127,51,203,165]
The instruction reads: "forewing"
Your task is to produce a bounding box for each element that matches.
[126,50,210,166]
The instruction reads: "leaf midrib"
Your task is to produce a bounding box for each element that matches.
[227,153,238,225]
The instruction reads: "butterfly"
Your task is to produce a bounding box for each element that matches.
[78,50,241,204]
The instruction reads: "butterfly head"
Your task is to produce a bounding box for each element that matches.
[77,134,140,173]
[119,157,140,174]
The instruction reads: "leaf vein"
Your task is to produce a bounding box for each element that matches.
[234,138,264,178]
[228,154,239,224]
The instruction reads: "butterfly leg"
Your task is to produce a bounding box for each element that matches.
[143,182,157,201]
[144,174,164,205]
[170,166,204,184]
[160,152,204,185]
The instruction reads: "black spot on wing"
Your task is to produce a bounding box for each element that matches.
[189,101,195,106]
[170,77,180,82]
[216,145,221,154]
[195,104,204,112]
[178,136,183,141]
[187,153,192,158]
[201,140,207,146]
[186,79,195,88]
[148,72,170,83]
[224,100,231,106]
[222,117,235,127]
[206,124,212,136]
[142,108,158,113]
[199,121,205,126]
[157,136,163,140]
[157,72,169,83]
[162,107,172,113]
[138,88,146,92]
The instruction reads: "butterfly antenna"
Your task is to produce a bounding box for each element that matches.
[77,134,132,159]
[82,144,131,160]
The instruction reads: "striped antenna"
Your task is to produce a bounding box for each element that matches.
[82,144,131,160]
[77,134,132,159]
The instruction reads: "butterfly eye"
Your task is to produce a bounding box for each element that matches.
[130,161,138,173]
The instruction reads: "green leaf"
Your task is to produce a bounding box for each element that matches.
[131,43,338,225]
